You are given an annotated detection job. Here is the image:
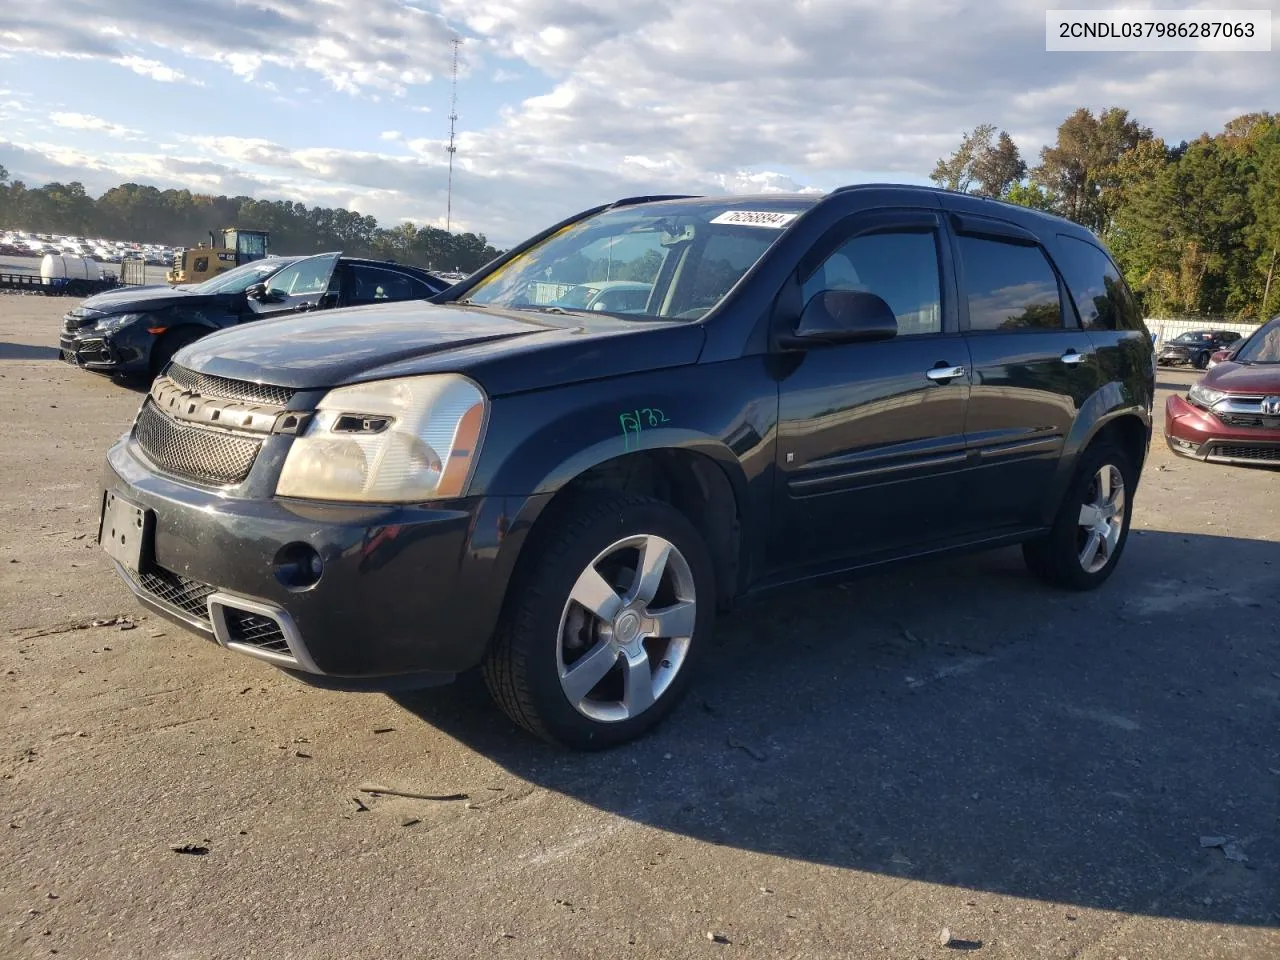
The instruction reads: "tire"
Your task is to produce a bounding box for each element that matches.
[149,327,205,378]
[482,494,716,749]
[1193,351,1209,370]
[1022,442,1135,591]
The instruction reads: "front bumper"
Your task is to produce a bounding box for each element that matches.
[1164,394,1280,467]
[60,316,150,374]
[104,435,547,687]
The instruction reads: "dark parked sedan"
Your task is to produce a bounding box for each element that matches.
[60,253,452,379]
[1157,329,1242,369]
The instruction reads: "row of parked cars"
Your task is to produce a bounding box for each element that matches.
[62,185,1276,749]
[1,230,175,265]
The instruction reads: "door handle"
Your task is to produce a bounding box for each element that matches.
[925,365,966,382]
[1060,350,1086,365]
[297,301,315,312]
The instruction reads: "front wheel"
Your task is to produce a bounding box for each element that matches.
[1023,443,1135,591]
[1193,351,1210,370]
[482,495,716,749]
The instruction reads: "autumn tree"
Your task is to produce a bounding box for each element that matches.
[1032,107,1153,234]
[931,124,1026,197]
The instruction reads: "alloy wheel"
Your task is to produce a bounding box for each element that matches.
[1077,464,1126,574]
[556,534,697,723]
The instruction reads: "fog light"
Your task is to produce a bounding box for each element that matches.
[274,542,323,590]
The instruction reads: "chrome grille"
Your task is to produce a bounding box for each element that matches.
[137,566,216,624]
[224,609,290,655]
[166,364,296,407]
[134,399,261,485]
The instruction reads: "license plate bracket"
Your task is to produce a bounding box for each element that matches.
[99,491,152,573]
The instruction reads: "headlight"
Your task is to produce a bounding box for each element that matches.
[1188,383,1226,408]
[275,374,488,503]
[93,312,147,334]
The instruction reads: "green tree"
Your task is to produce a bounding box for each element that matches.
[1244,125,1280,318]
[1002,181,1056,212]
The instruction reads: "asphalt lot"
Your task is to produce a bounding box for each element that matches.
[1,294,1277,960]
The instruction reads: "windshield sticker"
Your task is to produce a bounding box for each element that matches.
[709,210,799,229]
[620,407,670,450]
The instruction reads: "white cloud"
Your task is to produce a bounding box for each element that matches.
[491,68,521,83]
[50,112,143,139]
[380,130,402,141]
[0,0,461,94]
[114,55,190,83]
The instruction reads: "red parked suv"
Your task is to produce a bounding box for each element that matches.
[1166,316,1280,467]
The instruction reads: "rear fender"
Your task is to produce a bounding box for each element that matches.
[1042,380,1151,524]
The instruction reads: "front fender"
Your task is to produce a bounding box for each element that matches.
[469,357,779,582]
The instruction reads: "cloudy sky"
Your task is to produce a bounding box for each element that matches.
[0,1,1276,245]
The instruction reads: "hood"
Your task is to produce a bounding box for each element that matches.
[75,283,202,316]
[1202,362,1280,394]
[177,301,706,396]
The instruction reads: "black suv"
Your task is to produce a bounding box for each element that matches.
[61,253,451,379]
[98,186,1154,748]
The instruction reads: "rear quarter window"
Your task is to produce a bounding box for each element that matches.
[1053,234,1144,332]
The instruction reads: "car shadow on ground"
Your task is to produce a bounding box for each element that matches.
[0,342,60,361]
[393,530,1279,927]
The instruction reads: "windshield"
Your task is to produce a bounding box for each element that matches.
[461,199,816,321]
[1171,332,1214,344]
[192,258,290,294]
[1231,320,1280,364]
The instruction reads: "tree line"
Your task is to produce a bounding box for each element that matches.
[931,109,1279,322]
[0,170,504,274]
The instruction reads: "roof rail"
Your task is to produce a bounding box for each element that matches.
[609,194,702,208]
[829,182,941,195]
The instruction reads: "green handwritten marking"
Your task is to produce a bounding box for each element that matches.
[620,407,670,449]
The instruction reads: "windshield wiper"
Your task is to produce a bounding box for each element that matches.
[453,298,487,307]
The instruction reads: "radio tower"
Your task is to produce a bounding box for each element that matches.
[445,37,463,234]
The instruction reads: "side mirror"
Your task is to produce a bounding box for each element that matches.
[780,289,898,348]
[246,282,268,301]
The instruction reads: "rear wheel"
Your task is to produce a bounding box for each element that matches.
[149,327,204,379]
[1023,442,1134,591]
[482,494,715,749]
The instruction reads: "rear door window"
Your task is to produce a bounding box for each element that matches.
[957,235,1063,331]
[1053,234,1144,331]
[348,266,432,305]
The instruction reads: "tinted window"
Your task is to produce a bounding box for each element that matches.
[349,266,428,305]
[1054,235,1144,331]
[801,230,942,336]
[958,236,1062,331]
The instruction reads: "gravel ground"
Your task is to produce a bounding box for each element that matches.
[1,295,1277,960]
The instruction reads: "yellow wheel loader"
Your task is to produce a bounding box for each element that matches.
[167,228,270,285]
